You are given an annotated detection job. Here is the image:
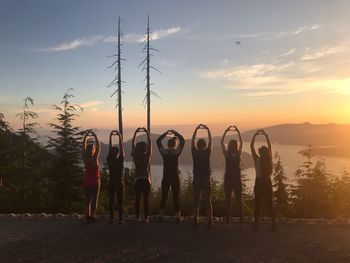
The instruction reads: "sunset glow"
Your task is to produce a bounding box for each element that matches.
[1,1,349,135]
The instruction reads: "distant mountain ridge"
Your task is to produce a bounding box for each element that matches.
[97,122,350,168]
[241,122,350,146]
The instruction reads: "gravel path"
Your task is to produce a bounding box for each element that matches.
[1,217,350,263]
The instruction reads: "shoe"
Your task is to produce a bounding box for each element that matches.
[176,216,183,225]
[143,217,150,224]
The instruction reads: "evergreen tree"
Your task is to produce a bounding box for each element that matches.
[0,113,11,187]
[291,145,332,218]
[15,97,40,178]
[331,168,350,217]
[47,89,84,212]
[180,172,193,216]
[272,151,290,216]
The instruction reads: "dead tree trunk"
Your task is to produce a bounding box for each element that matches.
[108,16,125,136]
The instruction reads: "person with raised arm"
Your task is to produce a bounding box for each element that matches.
[132,127,152,224]
[106,130,125,225]
[221,125,245,230]
[157,129,185,223]
[191,124,213,228]
[251,129,276,231]
[82,131,101,223]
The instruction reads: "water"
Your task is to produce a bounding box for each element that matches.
[125,142,350,191]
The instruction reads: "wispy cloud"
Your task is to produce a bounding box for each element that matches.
[301,45,345,60]
[199,58,349,96]
[80,101,103,109]
[157,59,177,68]
[36,26,183,52]
[281,48,296,57]
[36,36,103,52]
[103,26,182,44]
[236,24,322,41]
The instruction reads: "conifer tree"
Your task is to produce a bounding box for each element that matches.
[47,89,84,212]
[272,151,289,216]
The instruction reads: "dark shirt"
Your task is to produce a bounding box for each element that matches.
[107,153,124,180]
[133,153,150,179]
[161,149,180,179]
[224,152,241,180]
[192,148,211,178]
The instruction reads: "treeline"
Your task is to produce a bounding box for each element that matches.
[1,92,350,218]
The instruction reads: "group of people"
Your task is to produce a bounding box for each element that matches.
[82,124,276,231]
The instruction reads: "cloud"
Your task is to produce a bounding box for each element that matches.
[36,26,183,52]
[301,45,345,60]
[157,59,177,68]
[236,24,322,41]
[199,59,350,97]
[80,101,103,109]
[281,48,296,57]
[36,36,103,52]
[103,26,182,44]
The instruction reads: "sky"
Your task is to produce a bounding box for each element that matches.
[1,0,350,139]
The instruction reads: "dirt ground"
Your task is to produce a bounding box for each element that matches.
[1,216,350,263]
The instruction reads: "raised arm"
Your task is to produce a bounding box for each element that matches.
[191,125,200,150]
[174,130,185,151]
[156,131,168,153]
[221,126,230,155]
[250,131,259,161]
[91,132,100,159]
[203,124,212,151]
[82,132,89,157]
[118,132,125,159]
[262,130,272,154]
[109,131,114,152]
[143,127,152,161]
[132,128,140,155]
[234,125,243,155]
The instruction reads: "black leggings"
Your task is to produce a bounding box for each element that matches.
[224,178,244,224]
[108,179,124,221]
[160,176,180,212]
[134,178,151,220]
[254,178,276,224]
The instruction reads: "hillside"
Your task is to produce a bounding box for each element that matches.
[241,122,350,146]
[97,122,350,167]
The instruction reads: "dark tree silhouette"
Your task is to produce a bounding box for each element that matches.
[15,97,40,178]
[108,17,125,136]
[47,89,84,212]
[139,16,161,133]
[273,151,289,215]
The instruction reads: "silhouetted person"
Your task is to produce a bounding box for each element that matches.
[82,131,101,223]
[251,129,276,231]
[132,127,152,224]
[191,124,213,228]
[106,130,125,225]
[157,129,185,223]
[221,125,245,230]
